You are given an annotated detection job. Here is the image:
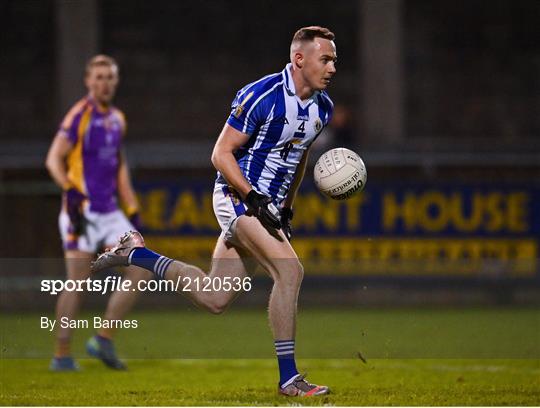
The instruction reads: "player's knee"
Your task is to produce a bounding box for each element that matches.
[206,298,230,315]
[294,262,304,285]
[207,304,227,315]
[275,260,304,286]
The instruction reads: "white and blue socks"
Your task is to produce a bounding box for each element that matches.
[128,248,173,280]
[275,339,299,387]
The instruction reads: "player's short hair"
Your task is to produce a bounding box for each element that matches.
[85,54,118,76]
[291,26,335,45]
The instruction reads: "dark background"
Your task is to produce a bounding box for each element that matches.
[1,0,538,147]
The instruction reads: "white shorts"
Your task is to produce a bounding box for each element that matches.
[213,184,283,245]
[213,185,248,244]
[59,207,134,253]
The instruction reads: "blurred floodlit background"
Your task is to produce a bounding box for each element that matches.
[0,0,539,314]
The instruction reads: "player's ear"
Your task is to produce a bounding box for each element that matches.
[294,52,304,69]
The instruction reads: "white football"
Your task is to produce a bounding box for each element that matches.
[313,148,367,200]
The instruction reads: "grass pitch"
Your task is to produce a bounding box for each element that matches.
[1,307,539,405]
[2,358,539,406]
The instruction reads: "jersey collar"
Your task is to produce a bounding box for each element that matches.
[282,63,321,105]
[87,95,113,114]
[282,63,297,96]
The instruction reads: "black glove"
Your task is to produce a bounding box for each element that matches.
[245,190,281,230]
[280,207,293,241]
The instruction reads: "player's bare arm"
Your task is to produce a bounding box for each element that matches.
[117,149,140,214]
[212,124,280,229]
[278,147,310,240]
[283,147,310,209]
[211,124,252,198]
[45,133,73,190]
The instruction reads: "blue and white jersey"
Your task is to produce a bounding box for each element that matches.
[215,63,334,205]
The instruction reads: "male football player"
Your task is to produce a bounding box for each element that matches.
[93,27,336,396]
[45,55,150,371]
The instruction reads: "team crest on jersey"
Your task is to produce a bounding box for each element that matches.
[233,91,255,118]
[101,116,120,132]
[314,118,323,133]
[234,105,244,118]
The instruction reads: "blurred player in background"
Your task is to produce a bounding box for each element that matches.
[45,55,150,371]
[94,27,336,396]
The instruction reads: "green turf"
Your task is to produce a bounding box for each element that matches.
[1,308,539,405]
[2,308,539,359]
[1,359,539,406]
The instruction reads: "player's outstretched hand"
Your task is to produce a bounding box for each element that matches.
[280,207,293,241]
[65,187,87,235]
[245,190,281,230]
